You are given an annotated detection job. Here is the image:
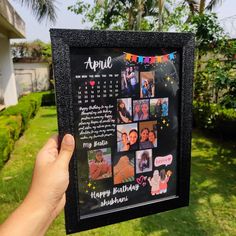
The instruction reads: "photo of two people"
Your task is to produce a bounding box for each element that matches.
[117,123,138,152]
[117,121,157,152]
[139,121,157,149]
[121,68,156,98]
[133,99,149,121]
[150,98,169,118]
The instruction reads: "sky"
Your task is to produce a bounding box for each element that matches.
[9,0,236,42]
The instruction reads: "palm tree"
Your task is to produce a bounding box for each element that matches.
[19,0,57,22]
[119,0,170,30]
[157,0,165,31]
[185,0,223,15]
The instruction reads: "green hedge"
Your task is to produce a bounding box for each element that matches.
[0,116,22,167]
[193,101,236,138]
[1,92,43,131]
[0,92,46,167]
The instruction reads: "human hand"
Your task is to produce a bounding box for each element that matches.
[0,134,75,236]
[26,134,75,220]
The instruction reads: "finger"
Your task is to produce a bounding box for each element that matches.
[57,134,75,169]
[43,134,58,150]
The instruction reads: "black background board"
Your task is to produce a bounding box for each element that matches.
[50,29,194,234]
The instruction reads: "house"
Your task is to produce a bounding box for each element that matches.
[13,58,50,96]
[0,0,25,108]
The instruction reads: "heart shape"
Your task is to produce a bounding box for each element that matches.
[90,80,95,86]
[136,175,147,185]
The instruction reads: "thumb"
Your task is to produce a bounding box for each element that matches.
[57,134,75,169]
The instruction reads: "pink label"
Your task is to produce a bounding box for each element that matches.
[154,154,173,167]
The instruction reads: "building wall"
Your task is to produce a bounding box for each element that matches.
[0,35,18,106]
[13,62,50,96]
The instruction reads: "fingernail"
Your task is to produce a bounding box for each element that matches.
[64,134,74,145]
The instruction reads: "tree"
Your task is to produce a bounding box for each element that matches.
[68,0,172,31]
[11,40,52,62]
[18,0,57,22]
[174,0,224,23]
[68,0,224,31]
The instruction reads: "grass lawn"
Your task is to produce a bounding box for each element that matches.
[0,106,236,236]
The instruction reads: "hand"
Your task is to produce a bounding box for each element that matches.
[0,134,75,236]
[26,134,75,220]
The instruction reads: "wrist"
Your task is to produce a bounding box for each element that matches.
[24,189,55,219]
[21,194,54,236]
[0,195,53,236]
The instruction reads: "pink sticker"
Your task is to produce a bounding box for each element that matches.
[154,154,173,167]
[136,175,147,185]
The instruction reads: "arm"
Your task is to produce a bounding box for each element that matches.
[123,75,128,88]
[148,177,152,185]
[119,111,130,123]
[90,162,102,179]
[0,134,75,236]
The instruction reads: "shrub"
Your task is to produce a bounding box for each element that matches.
[0,92,45,167]
[0,128,14,167]
[193,101,236,138]
[0,116,22,167]
[1,92,43,131]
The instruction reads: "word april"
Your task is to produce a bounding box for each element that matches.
[84,56,112,72]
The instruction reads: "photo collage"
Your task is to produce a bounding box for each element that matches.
[88,65,169,186]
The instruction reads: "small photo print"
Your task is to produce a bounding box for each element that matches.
[139,121,158,149]
[117,98,132,124]
[136,149,153,174]
[121,66,139,97]
[140,71,155,98]
[88,148,112,180]
[133,99,150,121]
[150,97,169,118]
[113,153,134,185]
[117,123,138,151]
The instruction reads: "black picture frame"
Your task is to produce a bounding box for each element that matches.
[50,29,194,234]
